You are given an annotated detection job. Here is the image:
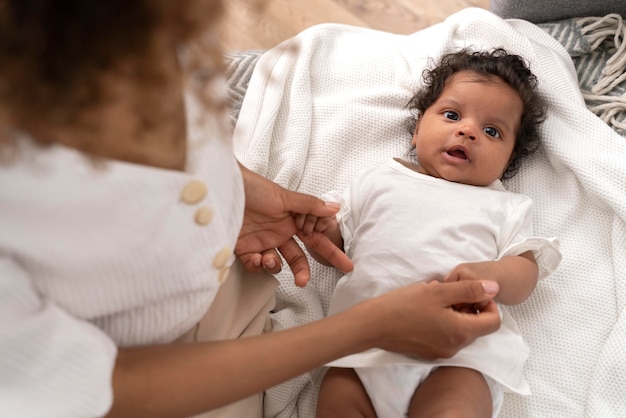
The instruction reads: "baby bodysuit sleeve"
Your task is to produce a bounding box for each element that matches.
[320,171,366,256]
[0,256,117,417]
[498,197,562,280]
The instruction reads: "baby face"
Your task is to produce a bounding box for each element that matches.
[412,71,523,186]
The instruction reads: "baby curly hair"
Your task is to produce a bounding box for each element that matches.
[407,48,546,180]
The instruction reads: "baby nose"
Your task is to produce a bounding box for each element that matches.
[457,127,476,140]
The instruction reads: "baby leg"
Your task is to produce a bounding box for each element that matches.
[408,366,492,418]
[316,367,376,418]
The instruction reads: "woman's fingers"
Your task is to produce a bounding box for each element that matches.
[297,230,353,273]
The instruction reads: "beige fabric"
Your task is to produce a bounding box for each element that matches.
[176,260,278,418]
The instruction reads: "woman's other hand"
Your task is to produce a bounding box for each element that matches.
[358,279,501,359]
[236,163,353,286]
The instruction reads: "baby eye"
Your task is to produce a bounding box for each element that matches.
[484,127,501,138]
[443,111,459,120]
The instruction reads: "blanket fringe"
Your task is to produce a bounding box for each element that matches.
[577,14,626,131]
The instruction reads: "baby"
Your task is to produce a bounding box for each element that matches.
[303,49,562,417]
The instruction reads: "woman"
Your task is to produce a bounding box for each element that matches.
[0,1,501,417]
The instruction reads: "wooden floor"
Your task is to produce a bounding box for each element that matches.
[218,0,491,51]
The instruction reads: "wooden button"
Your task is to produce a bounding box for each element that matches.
[213,246,232,269]
[181,180,207,204]
[217,267,231,284]
[194,207,214,225]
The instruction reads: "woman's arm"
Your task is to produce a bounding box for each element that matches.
[107,279,500,418]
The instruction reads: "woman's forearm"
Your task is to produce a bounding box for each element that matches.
[107,279,500,418]
[107,303,371,417]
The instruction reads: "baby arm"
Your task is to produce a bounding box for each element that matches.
[443,251,538,305]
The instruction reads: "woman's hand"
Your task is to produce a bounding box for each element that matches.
[358,279,501,360]
[235,163,353,286]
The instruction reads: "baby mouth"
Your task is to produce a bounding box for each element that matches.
[446,147,468,160]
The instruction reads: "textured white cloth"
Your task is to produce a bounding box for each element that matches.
[325,159,561,398]
[0,91,244,416]
[233,7,626,418]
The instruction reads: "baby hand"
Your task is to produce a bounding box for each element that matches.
[294,202,340,237]
[444,262,498,313]
[294,201,348,273]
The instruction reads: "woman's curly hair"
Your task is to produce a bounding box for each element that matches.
[0,0,224,145]
[407,48,546,179]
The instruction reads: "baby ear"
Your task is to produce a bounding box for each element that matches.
[411,118,421,146]
[507,149,517,165]
[501,150,517,178]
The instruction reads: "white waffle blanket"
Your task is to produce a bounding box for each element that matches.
[233,7,626,418]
